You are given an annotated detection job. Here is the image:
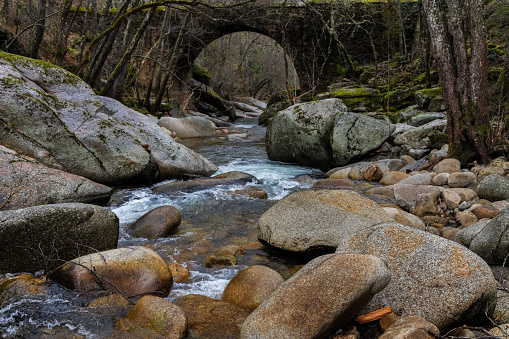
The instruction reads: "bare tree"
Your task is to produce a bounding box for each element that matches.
[29,0,47,59]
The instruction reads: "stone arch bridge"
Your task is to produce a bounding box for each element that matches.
[164,0,418,92]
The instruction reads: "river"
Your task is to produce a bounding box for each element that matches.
[0,118,325,338]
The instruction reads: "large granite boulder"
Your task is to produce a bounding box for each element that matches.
[240,253,391,339]
[0,203,118,273]
[50,246,173,299]
[336,223,497,330]
[0,145,112,210]
[330,112,394,166]
[456,206,509,265]
[266,99,344,169]
[257,189,395,254]
[0,52,216,186]
[266,98,394,169]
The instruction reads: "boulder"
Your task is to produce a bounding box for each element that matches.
[175,294,251,339]
[478,174,509,201]
[152,171,259,194]
[0,203,118,273]
[257,190,395,254]
[222,265,284,310]
[0,145,112,210]
[127,205,181,240]
[168,263,191,283]
[206,244,241,267]
[379,171,410,185]
[432,172,449,185]
[0,52,216,185]
[408,112,446,127]
[393,184,442,212]
[472,205,500,219]
[456,206,509,265]
[117,295,187,338]
[398,172,432,185]
[240,253,391,339]
[393,120,448,149]
[433,158,461,174]
[330,112,394,166]
[414,87,442,110]
[385,88,415,112]
[158,116,217,138]
[336,223,497,330]
[456,210,478,227]
[442,190,462,209]
[448,172,476,188]
[379,315,440,339]
[393,105,423,123]
[266,99,345,169]
[0,274,48,308]
[329,87,382,112]
[50,246,173,299]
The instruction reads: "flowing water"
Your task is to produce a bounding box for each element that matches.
[0,118,325,338]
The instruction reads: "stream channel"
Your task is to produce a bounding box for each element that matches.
[1,118,334,338]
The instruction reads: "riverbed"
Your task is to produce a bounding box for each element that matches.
[0,118,325,338]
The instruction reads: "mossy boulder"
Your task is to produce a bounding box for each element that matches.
[414,87,442,110]
[266,99,346,170]
[0,145,112,210]
[384,88,415,112]
[266,98,393,170]
[0,52,217,185]
[0,203,119,273]
[393,119,448,149]
[329,87,383,112]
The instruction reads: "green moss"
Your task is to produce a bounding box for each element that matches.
[331,87,381,98]
[192,64,211,85]
[415,87,442,98]
[0,52,81,87]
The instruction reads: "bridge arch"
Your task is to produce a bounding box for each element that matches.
[192,30,300,98]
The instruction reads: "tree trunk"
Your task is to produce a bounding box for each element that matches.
[500,38,509,98]
[151,12,190,115]
[100,5,155,97]
[29,0,47,59]
[146,6,171,108]
[421,0,491,164]
[3,0,9,18]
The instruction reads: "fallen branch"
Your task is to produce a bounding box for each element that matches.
[353,306,393,324]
